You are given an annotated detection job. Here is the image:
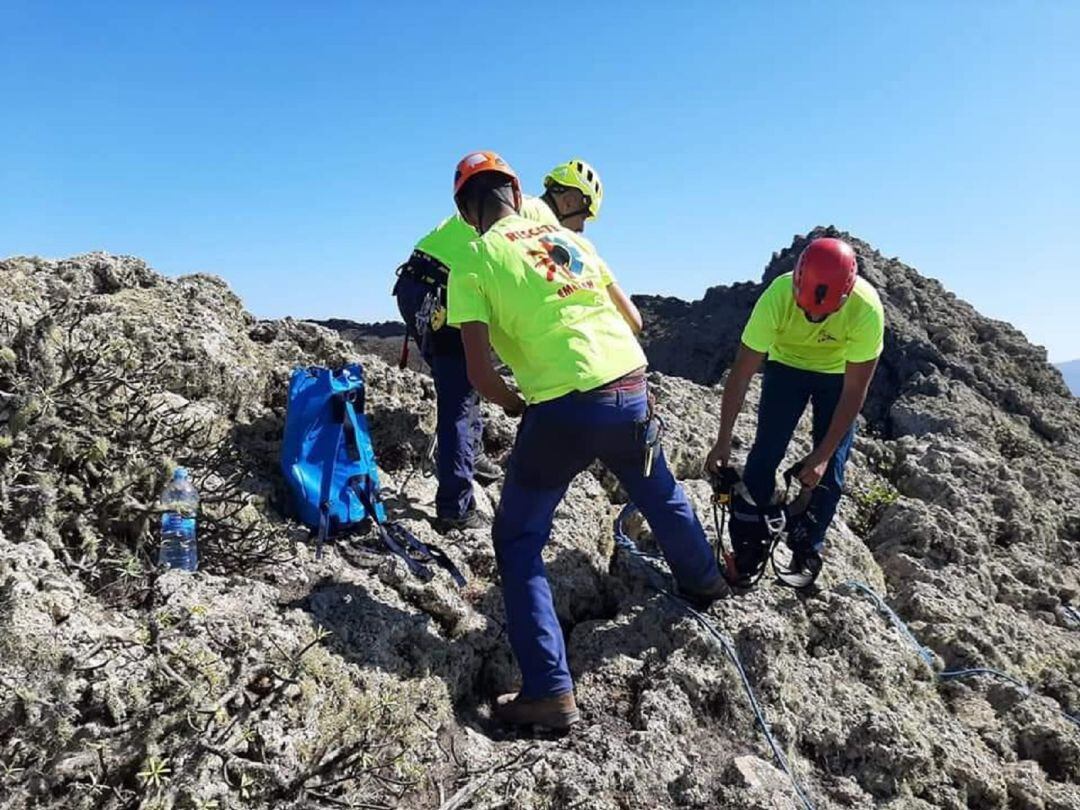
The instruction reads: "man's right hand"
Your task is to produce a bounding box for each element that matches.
[503,396,526,418]
[704,439,731,477]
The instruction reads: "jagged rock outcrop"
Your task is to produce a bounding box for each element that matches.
[309,318,423,373]
[2,247,1079,809]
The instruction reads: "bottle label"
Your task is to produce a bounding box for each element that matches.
[162,513,196,539]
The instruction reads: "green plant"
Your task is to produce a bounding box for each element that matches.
[0,759,25,781]
[850,480,899,537]
[232,771,256,801]
[137,756,171,791]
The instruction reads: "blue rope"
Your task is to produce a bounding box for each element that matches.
[938,668,1032,695]
[1063,604,1080,628]
[846,581,1080,730]
[843,581,935,666]
[614,505,816,810]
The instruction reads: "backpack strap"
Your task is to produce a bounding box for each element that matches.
[340,393,368,462]
[314,429,344,560]
[385,523,467,588]
[315,505,331,560]
[347,476,467,587]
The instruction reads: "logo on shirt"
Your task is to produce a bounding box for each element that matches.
[504,224,558,242]
[527,236,585,282]
[816,332,839,343]
[521,235,597,298]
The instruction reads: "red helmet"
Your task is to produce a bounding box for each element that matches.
[792,238,857,319]
[453,151,522,210]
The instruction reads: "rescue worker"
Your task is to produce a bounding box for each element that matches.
[704,237,885,586]
[393,159,605,532]
[447,151,725,729]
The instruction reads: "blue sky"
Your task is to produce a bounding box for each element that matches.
[2,1,1078,361]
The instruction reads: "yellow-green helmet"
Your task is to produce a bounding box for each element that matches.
[543,158,603,219]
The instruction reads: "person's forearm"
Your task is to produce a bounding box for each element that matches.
[607,284,643,334]
[619,298,643,334]
[716,373,751,445]
[715,347,765,447]
[813,390,864,460]
[469,364,522,412]
[460,321,525,413]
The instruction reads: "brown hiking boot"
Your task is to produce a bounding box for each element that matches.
[493,691,580,730]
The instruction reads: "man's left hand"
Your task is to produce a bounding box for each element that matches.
[797,454,830,489]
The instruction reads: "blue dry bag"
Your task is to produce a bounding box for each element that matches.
[280,364,465,586]
[281,364,385,555]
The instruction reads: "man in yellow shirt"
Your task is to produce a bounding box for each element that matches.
[705,237,885,587]
[393,159,605,533]
[448,151,724,730]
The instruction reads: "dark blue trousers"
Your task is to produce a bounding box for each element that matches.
[394,274,479,519]
[742,361,856,550]
[494,382,721,698]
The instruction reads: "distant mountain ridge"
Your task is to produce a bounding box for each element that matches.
[1058,359,1080,396]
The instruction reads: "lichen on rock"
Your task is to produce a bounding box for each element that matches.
[1,245,1079,809]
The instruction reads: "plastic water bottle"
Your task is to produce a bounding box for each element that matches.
[158,467,199,572]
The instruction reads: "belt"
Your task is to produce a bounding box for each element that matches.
[587,368,648,394]
[396,250,449,288]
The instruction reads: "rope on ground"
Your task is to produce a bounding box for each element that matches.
[613,504,816,810]
[1062,604,1080,628]
[843,581,935,666]
[844,580,1080,729]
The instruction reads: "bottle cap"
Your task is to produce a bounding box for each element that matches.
[173,467,189,480]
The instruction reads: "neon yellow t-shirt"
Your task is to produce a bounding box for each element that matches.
[520,195,560,227]
[414,215,476,274]
[741,273,884,374]
[412,196,557,271]
[447,214,646,404]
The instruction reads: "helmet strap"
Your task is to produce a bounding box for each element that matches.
[560,205,591,220]
[543,189,591,224]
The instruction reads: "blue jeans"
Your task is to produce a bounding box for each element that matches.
[394,274,479,519]
[494,381,720,698]
[742,361,856,550]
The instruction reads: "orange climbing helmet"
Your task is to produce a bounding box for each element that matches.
[453,151,522,210]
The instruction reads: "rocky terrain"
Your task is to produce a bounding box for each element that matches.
[1,237,1079,810]
[309,318,423,374]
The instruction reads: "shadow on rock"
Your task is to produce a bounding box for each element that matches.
[287,577,517,738]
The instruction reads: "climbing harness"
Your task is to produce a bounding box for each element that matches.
[393,250,451,369]
[709,463,822,591]
[613,505,817,810]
